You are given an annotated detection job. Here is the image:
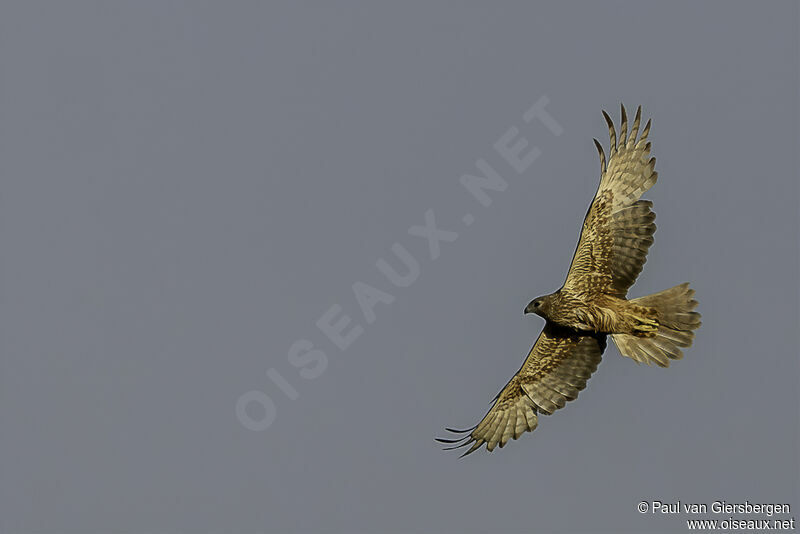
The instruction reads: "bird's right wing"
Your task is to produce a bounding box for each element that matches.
[562,105,658,298]
[437,324,605,457]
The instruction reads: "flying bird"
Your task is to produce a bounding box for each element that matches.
[437,105,701,457]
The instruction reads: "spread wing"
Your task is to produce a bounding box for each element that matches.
[562,105,658,298]
[436,324,606,457]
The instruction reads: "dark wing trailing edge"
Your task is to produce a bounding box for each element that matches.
[436,324,606,457]
[563,105,658,298]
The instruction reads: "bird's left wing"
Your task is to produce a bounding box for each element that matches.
[562,105,658,298]
[437,324,605,457]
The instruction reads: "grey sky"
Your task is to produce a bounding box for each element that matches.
[1,2,797,533]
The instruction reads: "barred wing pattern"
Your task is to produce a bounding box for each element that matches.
[562,105,658,298]
[436,325,605,457]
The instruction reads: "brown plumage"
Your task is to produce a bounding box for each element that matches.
[437,105,701,457]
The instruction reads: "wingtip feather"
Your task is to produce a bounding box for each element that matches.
[602,110,617,152]
[629,106,642,145]
[593,138,606,172]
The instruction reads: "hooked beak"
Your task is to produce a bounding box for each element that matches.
[524,302,535,314]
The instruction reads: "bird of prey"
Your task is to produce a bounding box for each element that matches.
[437,105,701,457]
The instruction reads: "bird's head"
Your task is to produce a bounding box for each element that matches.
[524,294,552,318]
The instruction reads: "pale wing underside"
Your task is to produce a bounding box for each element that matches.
[437,324,605,457]
[563,105,658,298]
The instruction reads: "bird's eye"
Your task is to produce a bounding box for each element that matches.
[534,301,540,307]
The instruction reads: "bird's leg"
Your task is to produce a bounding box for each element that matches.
[628,308,659,335]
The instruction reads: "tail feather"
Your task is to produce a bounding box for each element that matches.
[611,283,701,367]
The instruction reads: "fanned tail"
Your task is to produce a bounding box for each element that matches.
[611,283,701,367]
